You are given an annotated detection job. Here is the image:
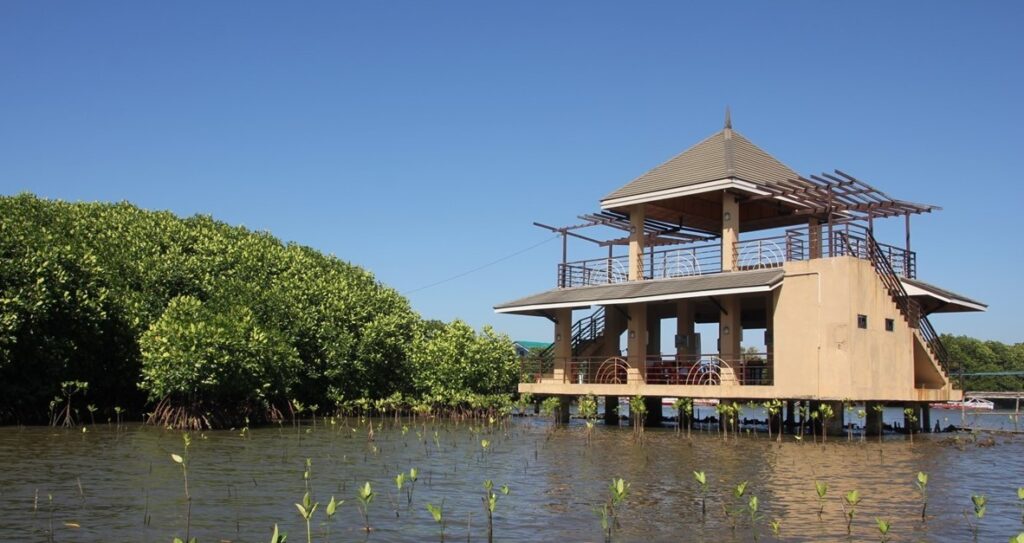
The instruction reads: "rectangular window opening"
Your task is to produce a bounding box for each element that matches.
[857,314,868,329]
[885,318,895,332]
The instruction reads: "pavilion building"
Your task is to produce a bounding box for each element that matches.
[494,113,985,432]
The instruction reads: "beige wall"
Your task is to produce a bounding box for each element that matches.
[521,256,960,402]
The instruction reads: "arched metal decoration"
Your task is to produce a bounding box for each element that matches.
[595,357,629,384]
[684,357,732,386]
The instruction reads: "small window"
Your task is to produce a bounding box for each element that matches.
[885,318,895,332]
[857,314,868,329]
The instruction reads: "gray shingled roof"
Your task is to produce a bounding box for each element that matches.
[602,128,799,203]
[494,269,784,314]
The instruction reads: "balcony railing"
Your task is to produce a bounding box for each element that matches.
[557,222,916,288]
[521,353,773,387]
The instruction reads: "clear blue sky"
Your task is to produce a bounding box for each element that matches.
[2,2,1022,344]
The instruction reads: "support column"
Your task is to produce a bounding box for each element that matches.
[721,192,740,271]
[604,396,619,426]
[716,295,741,362]
[644,396,663,427]
[808,217,822,259]
[627,303,647,384]
[784,400,796,434]
[676,300,696,357]
[823,401,845,437]
[865,402,883,436]
[552,308,572,383]
[556,396,571,424]
[920,403,931,433]
[628,205,646,281]
[602,305,627,357]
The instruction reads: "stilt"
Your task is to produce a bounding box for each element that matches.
[920,403,931,433]
[644,396,662,427]
[556,396,571,424]
[865,402,883,436]
[784,400,796,434]
[604,396,619,426]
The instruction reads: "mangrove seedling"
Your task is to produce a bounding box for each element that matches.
[872,404,885,442]
[579,394,598,445]
[904,407,918,445]
[356,482,375,532]
[1011,533,1024,543]
[817,403,834,443]
[875,518,891,542]
[171,433,194,543]
[294,491,318,543]
[1017,487,1023,524]
[325,496,342,540]
[915,471,929,521]
[769,518,781,539]
[596,478,629,541]
[481,480,509,543]
[814,481,828,520]
[673,397,694,438]
[842,490,862,535]
[407,468,419,506]
[426,501,446,542]
[965,494,987,540]
[269,523,287,543]
[694,471,710,518]
[724,481,748,531]
[629,396,647,441]
[764,399,782,442]
[857,409,867,442]
[747,494,761,537]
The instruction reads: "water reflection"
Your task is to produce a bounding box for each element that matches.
[0,419,1020,542]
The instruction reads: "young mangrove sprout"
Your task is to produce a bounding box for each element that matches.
[747,494,761,537]
[294,492,318,543]
[965,494,987,540]
[325,496,342,541]
[915,471,929,521]
[842,490,862,535]
[904,407,918,445]
[673,398,693,438]
[426,500,446,542]
[817,403,834,443]
[357,482,375,532]
[481,480,510,543]
[857,409,867,442]
[814,480,828,520]
[269,523,287,543]
[171,432,195,543]
[629,396,647,441]
[407,468,419,506]
[872,404,885,442]
[724,481,748,531]
[595,478,629,541]
[875,518,891,542]
[578,394,597,445]
[694,471,709,519]
[764,399,782,442]
[1017,486,1023,524]
[769,518,781,540]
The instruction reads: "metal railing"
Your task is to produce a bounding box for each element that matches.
[643,353,773,386]
[519,354,554,384]
[566,357,629,385]
[557,222,916,288]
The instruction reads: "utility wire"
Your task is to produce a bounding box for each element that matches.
[403,234,560,295]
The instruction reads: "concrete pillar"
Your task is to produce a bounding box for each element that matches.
[676,300,696,357]
[552,308,573,383]
[627,303,647,383]
[808,217,822,259]
[646,306,661,357]
[628,205,646,281]
[823,401,845,437]
[644,396,663,427]
[920,403,932,433]
[865,402,883,436]
[721,192,740,271]
[784,400,796,434]
[604,396,619,426]
[719,297,742,363]
[602,305,627,357]
[555,396,571,424]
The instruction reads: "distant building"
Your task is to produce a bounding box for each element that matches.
[495,111,984,429]
[513,341,553,358]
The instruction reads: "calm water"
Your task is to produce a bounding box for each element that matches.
[0,416,1021,543]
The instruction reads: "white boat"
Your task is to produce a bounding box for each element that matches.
[929,397,995,410]
[662,397,720,408]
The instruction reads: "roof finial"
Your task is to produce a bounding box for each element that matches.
[724,106,732,130]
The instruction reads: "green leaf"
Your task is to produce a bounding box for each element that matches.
[171,453,183,464]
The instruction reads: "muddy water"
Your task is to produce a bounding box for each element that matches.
[0,417,1021,542]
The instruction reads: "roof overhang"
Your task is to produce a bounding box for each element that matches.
[900,278,987,314]
[600,177,770,210]
[495,269,784,316]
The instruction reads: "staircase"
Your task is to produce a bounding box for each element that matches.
[860,231,957,387]
[540,307,607,358]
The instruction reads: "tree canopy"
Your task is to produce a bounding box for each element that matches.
[0,194,517,425]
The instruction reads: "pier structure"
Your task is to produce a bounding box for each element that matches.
[495,112,985,432]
